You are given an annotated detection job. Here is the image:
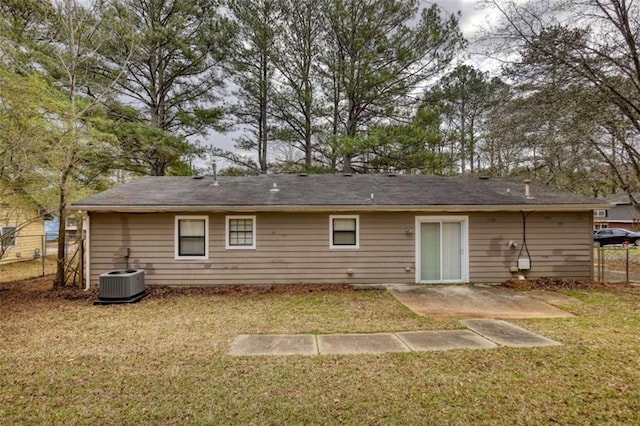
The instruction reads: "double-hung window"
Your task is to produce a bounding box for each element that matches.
[175,216,208,259]
[1,226,16,250]
[330,215,359,249]
[226,216,256,249]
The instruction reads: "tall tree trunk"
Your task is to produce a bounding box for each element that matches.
[343,95,357,173]
[259,51,269,174]
[304,78,313,169]
[330,57,341,171]
[54,182,68,288]
[469,117,475,174]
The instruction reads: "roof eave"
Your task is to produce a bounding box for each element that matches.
[71,203,611,213]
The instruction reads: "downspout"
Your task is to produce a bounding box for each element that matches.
[84,212,91,291]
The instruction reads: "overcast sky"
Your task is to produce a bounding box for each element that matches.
[435,0,487,35]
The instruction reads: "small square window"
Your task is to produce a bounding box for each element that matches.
[330,215,359,249]
[226,216,256,249]
[594,210,607,217]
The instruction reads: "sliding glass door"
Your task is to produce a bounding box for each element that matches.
[417,217,468,283]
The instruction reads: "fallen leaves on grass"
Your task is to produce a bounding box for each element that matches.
[501,277,632,291]
[0,278,359,305]
[0,276,96,302]
[147,283,357,298]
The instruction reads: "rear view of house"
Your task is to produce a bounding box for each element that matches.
[72,174,606,287]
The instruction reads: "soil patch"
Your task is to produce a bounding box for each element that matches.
[501,277,634,291]
[146,283,358,298]
[0,278,359,304]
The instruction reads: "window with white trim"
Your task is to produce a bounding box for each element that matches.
[226,215,256,249]
[594,210,607,218]
[175,216,208,259]
[1,226,16,250]
[330,215,359,249]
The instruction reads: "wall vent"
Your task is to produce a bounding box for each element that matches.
[95,269,147,305]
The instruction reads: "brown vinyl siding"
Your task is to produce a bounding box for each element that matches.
[469,212,592,282]
[89,210,593,286]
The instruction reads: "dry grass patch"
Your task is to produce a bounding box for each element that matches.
[0,256,57,283]
[2,279,640,424]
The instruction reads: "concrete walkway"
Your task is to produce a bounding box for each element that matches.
[227,285,569,356]
[388,285,574,319]
[227,320,560,356]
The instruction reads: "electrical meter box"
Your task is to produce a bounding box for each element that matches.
[517,258,531,270]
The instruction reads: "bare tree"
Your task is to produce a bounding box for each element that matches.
[1,0,134,287]
[483,0,640,197]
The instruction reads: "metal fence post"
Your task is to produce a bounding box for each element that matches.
[626,248,630,284]
[599,247,604,282]
[79,236,84,289]
[41,234,46,277]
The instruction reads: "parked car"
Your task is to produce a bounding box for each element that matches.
[593,228,640,247]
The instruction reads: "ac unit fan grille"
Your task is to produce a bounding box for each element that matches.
[99,269,145,299]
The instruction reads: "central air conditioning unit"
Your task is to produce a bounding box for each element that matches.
[95,269,147,305]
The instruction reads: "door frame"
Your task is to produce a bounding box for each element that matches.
[415,215,469,284]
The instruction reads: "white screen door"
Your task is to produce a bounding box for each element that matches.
[417,217,467,283]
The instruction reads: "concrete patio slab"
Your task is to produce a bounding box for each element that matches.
[317,333,410,355]
[526,290,581,306]
[228,334,317,356]
[461,319,562,348]
[389,285,574,319]
[396,330,498,351]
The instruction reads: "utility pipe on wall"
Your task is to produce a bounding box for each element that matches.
[84,213,91,291]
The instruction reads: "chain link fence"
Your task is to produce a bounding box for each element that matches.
[594,246,640,283]
[0,232,82,283]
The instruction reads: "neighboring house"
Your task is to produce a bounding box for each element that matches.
[594,194,640,231]
[43,215,87,241]
[71,174,607,287]
[0,205,46,263]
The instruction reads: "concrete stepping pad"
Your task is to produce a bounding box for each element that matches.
[317,333,410,355]
[461,319,561,348]
[228,320,562,356]
[396,330,498,351]
[228,334,317,356]
[389,285,574,319]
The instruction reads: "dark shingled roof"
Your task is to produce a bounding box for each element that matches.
[602,193,640,204]
[72,174,603,211]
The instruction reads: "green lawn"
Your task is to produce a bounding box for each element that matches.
[1,281,639,425]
